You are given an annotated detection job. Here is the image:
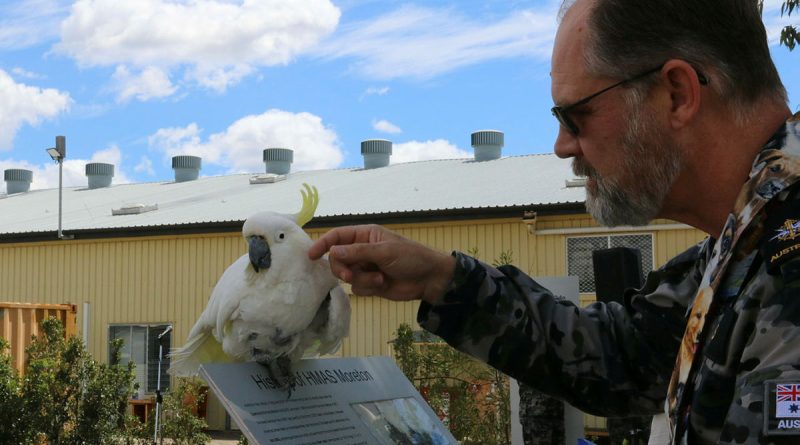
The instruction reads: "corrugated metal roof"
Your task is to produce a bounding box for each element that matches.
[0,154,585,235]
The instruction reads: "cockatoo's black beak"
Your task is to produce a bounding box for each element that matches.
[248,236,271,272]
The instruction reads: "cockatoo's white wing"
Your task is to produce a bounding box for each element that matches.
[209,256,254,341]
[300,284,351,357]
[169,255,252,376]
[317,285,350,355]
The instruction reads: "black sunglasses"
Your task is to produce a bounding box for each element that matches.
[551,64,709,136]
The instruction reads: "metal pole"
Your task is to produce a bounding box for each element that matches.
[52,135,72,240]
[82,302,90,349]
[58,158,63,239]
[154,341,162,444]
[154,326,172,444]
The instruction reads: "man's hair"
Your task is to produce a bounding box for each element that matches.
[575,0,787,122]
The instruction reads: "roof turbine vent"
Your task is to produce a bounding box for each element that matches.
[361,139,392,169]
[471,130,504,161]
[85,163,114,189]
[4,169,33,194]
[263,148,293,175]
[172,155,201,182]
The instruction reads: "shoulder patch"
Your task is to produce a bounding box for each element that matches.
[761,197,800,274]
[764,380,800,436]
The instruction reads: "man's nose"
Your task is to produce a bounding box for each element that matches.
[554,126,581,159]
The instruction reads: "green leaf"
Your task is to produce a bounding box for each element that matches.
[781,26,798,51]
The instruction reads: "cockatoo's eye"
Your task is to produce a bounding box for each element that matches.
[276,232,286,242]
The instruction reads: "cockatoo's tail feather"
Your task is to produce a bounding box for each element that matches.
[169,330,232,376]
[294,183,318,227]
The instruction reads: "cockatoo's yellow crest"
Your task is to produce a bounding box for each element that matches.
[295,183,319,227]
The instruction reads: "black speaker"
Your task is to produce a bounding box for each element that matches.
[592,247,643,304]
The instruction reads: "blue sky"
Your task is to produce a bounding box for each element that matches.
[0,0,798,193]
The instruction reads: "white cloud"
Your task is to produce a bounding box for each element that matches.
[392,139,471,164]
[360,86,389,100]
[366,86,389,95]
[54,0,341,97]
[183,64,254,94]
[112,65,177,103]
[0,69,72,151]
[134,156,155,176]
[11,67,46,80]
[91,144,122,166]
[148,122,208,160]
[372,119,402,134]
[148,109,343,173]
[317,4,558,79]
[0,0,69,50]
[0,144,130,193]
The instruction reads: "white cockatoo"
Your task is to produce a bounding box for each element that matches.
[169,184,350,388]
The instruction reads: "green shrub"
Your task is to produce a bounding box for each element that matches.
[0,338,27,443]
[13,317,136,444]
[393,323,511,445]
[0,317,209,445]
[155,378,211,445]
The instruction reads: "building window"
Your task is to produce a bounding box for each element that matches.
[566,234,654,293]
[109,324,172,395]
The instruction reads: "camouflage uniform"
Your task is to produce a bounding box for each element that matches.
[418,112,800,444]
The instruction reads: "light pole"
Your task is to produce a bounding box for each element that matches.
[154,325,172,444]
[45,135,73,240]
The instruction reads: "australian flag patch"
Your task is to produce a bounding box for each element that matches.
[765,381,800,435]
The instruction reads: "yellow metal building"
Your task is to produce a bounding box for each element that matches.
[0,140,706,431]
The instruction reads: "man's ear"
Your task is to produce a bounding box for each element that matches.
[661,59,705,130]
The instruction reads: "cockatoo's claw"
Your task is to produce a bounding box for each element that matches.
[285,381,296,400]
[258,355,295,398]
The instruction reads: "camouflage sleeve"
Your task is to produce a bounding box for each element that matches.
[717,256,800,443]
[417,243,707,417]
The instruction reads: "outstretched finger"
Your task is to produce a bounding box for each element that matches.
[328,241,395,269]
[308,225,381,260]
[308,227,359,260]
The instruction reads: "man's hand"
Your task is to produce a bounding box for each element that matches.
[308,224,456,304]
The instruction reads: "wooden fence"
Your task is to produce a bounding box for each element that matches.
[0,302,77,373]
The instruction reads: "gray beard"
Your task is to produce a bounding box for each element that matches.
[574,108,684,227]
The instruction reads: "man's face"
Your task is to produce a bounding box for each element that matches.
[574,101,684,226]
[551,0,684,226]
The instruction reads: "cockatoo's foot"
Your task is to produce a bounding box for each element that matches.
[256,354,295,398]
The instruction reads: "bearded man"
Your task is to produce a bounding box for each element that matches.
[309,0,800,443]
